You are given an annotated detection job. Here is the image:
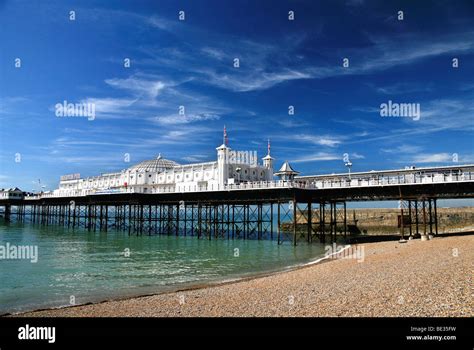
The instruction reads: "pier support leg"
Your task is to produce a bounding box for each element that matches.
[277,202,281,245]
[292,199,297,246]
[408,200,413,238]
[421,200,428,241]
[415,200,419,236]
[4,205,11,222]
[307,202,312,243]
[343,202,347,240]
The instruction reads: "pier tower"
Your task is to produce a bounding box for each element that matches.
[262,139,274,181]
[216,126,230,189]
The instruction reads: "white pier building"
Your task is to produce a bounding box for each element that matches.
[55,131,275,197]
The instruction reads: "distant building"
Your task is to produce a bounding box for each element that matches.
[54,129,280,196]
[0,187,24,200]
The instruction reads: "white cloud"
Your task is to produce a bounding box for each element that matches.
[350,152,365,159]
[147,16,176,31]
[188,31,474,92]
[381,144,424,154]
[373,82,433,95]
[404,153,474,165]
[105,77,166,99]
[296,134,343,147]
[153,113,220,125]
[201,47,227,61]
[79,97,137,118]
[181,155,209,162]
[409,153,453,163]
[198,68,312,92]
[293,152,341,163]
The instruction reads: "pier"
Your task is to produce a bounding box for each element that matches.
[1,164,474,245]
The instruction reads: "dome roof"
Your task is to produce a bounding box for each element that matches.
[127,155,179,173]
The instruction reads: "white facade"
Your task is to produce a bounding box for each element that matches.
[54,142,274,197]
[0,188,24,199]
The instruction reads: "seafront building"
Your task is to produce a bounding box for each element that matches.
[54,135,280,197]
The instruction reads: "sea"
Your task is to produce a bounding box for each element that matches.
[0,221,327,315]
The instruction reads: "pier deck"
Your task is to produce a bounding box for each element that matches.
[1,166,473,245]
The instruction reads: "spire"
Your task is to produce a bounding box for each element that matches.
[223,125,228,146]
[262,138,274,161]
[217,125,229,150]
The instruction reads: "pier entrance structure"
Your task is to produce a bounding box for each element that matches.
[1,163,474,245]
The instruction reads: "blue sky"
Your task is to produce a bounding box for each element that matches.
[0,0,473,191]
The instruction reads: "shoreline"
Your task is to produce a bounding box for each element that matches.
[5,243,353,317]
[11,233,473,317]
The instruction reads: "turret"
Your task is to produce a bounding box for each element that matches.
[274,161,299,181]
[216,126,230,188]
[262,139,274,181]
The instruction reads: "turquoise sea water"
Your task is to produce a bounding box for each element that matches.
[0,222,327,314]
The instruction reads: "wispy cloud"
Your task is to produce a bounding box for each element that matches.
[354,33,474,73]
[296,134,344,147]
[105,76,166,99]
[153,113,220,125]
[197,68,312,92]
[371,82,433,95]
[381,144,424,154]
[292,151,364,163]
[293,152,341,163]
[182,31,474,92]
[401,153,474,165]
[347,95,474,146]
[61,8,474,98]
[277,119,309,128]
[350,152,365,159]
[79,97,138,118]
[409,153,454,163]
[181,154,210,163]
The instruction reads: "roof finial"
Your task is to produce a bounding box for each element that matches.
[223,125,228,146]
[267,138,271,156]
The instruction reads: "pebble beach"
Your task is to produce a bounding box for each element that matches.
[15,234,473,317]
